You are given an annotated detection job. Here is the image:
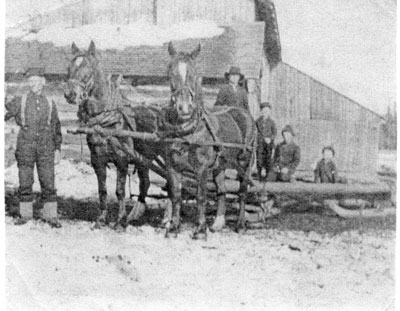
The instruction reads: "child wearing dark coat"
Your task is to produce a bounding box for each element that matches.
[267,125,301,182]
[314,146,338,183]
[256,102,277,180]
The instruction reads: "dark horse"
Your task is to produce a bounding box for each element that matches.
[64,40,256,236]
[163,42,257,235]
[64,41,168,227]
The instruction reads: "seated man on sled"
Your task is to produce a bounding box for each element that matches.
[267,125,300,182]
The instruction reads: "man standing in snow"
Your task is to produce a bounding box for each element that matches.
[214,66,249,111]
[5,68,62,227]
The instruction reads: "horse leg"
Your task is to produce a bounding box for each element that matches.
[115,162,128,229]
[210,169,226,232]
[93,162,108,226]
[236,175,247,233]
[193,165,208,240]
[127,163,149,223]
[165,168,182,238]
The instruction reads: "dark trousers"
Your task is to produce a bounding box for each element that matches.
[266,170,292,182]
[16,145,56,202]
[257,141,274,178]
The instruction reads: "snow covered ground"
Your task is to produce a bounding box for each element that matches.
[6,218,396,311]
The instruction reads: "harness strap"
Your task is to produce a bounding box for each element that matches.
[48,100,53,126]
[20,94,27,127]
[20,94,53,128]
[202,112,220,144]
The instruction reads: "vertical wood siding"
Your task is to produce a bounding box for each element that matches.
[268,62,381,175]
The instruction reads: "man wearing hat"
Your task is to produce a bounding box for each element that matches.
[256,102,277,180]
[5,67,62,227]
[267,124,301,182]
[214,66,249,110]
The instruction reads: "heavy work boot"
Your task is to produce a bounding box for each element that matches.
[15,202,33,225]
[41,202,61,228]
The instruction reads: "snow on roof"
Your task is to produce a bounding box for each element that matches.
[7,19,225,50]
[6,0,80,28]
[274,0,396,115]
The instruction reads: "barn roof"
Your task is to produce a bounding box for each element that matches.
[5,23,265,79]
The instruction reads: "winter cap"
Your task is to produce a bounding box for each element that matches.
[260,102,272,110]
[224,66,245,80]
[322,145,335,156]
[281,124,295,137]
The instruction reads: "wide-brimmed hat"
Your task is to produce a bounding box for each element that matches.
[224,66,245,81]
[281,124,295,137]
[260,102,272,110]
[322,145,335,156]
[25,67,45,78]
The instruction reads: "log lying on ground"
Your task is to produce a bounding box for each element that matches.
[220,180,392,202]
[324,200,396,218]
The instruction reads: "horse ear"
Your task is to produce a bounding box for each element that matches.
[71,42,80,55]
[88,40,96,56]
[168,41,177,57]
[190,43,201,59]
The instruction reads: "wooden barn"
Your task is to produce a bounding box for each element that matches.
[5,0,383,178]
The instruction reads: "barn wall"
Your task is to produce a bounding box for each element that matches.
[268,62,381,175]
[157,0,255,26]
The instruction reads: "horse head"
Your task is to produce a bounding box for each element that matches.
[64,41,107,121]
[167,41,201,123]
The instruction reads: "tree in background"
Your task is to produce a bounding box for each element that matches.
[379,103,397,150]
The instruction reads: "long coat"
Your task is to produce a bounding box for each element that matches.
[214,84,249,111]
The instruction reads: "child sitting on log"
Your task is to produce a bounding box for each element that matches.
[314,146,338,183]
[267,125,301,182]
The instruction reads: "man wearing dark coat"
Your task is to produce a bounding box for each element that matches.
[5,68,62,227]
[256,102,277,180]
[214,66,249,111]
[267,125,301,182]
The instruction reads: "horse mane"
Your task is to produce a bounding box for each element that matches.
[88,56,124,112]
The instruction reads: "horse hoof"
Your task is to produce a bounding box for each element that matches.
[128,219,141,227]
[92,221,105,230]
[127,202,146,222]
[210,216,225,232]
[192,225,208,240]
[235,225,247,234]
[112,222,126,232]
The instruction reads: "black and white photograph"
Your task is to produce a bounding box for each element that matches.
[2,0,397,310]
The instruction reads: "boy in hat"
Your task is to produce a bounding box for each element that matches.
[314,146,338,183]
[5,67,62,227]
[267,125,301,182]
[256,102,277,180]
[214,66,249,111]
